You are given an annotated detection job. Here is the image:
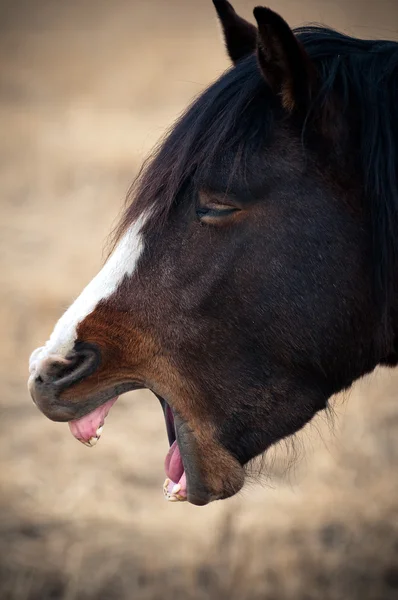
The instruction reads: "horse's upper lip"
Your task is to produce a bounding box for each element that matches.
[29,376,141,422]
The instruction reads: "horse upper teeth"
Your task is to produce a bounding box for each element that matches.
[96,426,103,437]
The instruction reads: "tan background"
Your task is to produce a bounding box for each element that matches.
[1,1,398,598]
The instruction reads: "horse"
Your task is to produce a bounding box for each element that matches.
[28,0,398,506]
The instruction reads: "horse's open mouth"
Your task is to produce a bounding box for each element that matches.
[67,394,202,504]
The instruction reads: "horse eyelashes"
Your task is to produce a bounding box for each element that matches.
[196,207,237,218]
[196,207,240,226]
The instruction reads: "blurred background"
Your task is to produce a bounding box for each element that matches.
[1,1,398,598]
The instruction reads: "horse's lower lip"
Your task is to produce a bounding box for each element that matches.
[173,412,212,506]
[157,395,212,505]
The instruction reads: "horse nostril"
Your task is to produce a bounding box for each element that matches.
[36,345,100,390]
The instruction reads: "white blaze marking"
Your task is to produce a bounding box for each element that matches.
[29,212,149,374]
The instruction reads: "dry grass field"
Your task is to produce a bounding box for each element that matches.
[1,1,398,598]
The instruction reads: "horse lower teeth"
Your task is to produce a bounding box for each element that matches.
[172,483,181,495]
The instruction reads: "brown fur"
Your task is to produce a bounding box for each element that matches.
[66,302,245,501]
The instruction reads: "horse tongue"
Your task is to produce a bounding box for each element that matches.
[163,441,187,502]
[68,397,118,447]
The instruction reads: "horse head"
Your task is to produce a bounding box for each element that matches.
[28,1,398,505]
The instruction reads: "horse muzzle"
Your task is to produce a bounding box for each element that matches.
[28,343,101,421]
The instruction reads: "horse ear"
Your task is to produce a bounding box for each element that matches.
[253,7,315,113]
[213,0,258,64]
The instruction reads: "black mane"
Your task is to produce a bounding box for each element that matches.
[115,26,398,310]
[297,27,398,312]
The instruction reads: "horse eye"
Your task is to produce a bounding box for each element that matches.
[196,205,239,223]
